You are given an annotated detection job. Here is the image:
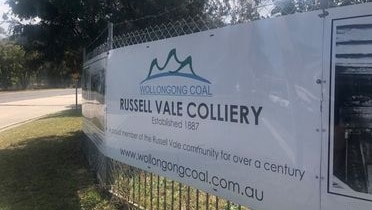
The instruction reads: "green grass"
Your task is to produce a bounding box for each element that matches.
[0,109,118,210]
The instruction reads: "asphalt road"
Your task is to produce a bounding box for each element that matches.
[0,88,80,103]
[0,89,82,131]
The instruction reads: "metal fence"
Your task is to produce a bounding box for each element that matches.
[83,137,247,210]
[85,0,327,60]
[85,15,223,60]
[83,12,252,209]
[84,0,372,60]
[83,1,369,209]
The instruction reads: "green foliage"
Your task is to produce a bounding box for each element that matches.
[0,42,24,89]
[109,168,250,210]
[329,0,372,7]
[79,187,117,210]
[6,0,371,89]
[270,0,372,16]
[7,0,206,61]
[0,41,43,89]
[5,0,207,88]
[205,0,260,25]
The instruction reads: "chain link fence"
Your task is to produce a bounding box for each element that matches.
[112,16,221,50]
[86,15,223,60]
[85,0,326,60]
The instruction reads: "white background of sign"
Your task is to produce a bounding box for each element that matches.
[105,8,325,209]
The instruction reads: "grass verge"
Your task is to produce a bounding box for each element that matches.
[0,109,118,210]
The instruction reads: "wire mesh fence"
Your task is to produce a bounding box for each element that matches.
[112,16,221,50]
[85,0,326,60]
[85,15,223,61]
[85,25,109,61]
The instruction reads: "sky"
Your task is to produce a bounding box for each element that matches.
[0,0,10,34]
[0,0,40,36]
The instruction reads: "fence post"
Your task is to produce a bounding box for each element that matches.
[319,0,329,17]
[108,22,114,50]
[83,48,86,63]
[320,0,329,9]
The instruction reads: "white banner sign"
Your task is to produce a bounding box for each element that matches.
[105,9,324,210]
[87,3,372,210]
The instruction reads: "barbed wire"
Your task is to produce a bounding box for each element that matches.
[112,15,219,48]
[85,14,221,60]
[85,0,203,58]
[86,25,109,50]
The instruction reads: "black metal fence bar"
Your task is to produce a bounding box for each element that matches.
[196,189,199,209]
[171,181,174,210]
[150,174,153,210]
[178,183,182,210]
[157,175,160,210]
[163,178,167,210]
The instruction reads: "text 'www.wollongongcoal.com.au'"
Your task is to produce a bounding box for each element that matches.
[120,148,264,202]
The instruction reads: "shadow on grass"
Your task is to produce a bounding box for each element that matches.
[41,107,82,119]
[0,131,96,210]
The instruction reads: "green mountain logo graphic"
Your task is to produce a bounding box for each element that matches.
[140,48,211,84]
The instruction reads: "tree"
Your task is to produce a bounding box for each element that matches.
[205,0,260,25]
[6,0,208,85]
[0,42,26,89]
[0,40,42,89]
[270,0,372,16]
[18,50,42,89]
